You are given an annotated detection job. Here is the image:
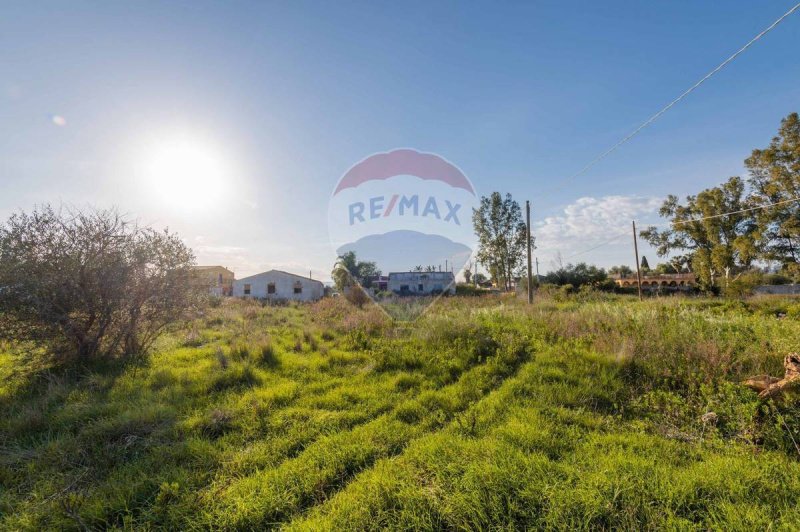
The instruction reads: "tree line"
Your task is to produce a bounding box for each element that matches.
[641,112,800,288]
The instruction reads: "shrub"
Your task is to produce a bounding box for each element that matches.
[456,284,484,296]
[343,286,371,308]
[0,205,203,362]
[724,270,764,298]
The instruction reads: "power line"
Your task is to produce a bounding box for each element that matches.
[669,196,800,226]
[541,2,800,197]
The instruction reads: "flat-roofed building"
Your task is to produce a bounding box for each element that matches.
[388,271,455,295]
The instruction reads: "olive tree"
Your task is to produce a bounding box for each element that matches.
[0,205,202,362]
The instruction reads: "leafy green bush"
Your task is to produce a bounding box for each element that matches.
[455,283,484,296]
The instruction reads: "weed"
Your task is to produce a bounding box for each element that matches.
[3,294,800,530]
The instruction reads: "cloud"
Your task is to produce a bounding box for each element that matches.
[534,195,662,267]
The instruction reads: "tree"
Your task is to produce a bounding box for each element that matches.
[473,273,488,285]
[472,192,531,291]
[331,251,380,291]
[654,263,673,275]
[608,265,633,277]
[640,256,650,271]
[745,112,800,273]
[0,205,201,362]
[543,262,608,288]
[463,261,473,284]
[640,176,757,287]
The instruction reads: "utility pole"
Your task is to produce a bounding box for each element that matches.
[526,200,533,304]
[632,220,643,301]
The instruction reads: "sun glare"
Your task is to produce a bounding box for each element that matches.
[144,137,231,212]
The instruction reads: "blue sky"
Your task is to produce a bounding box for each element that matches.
[2,1,799,280]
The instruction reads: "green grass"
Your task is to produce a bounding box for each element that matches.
[1,294,799,529]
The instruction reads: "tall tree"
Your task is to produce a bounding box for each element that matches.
[640,256,650,271]
[745,112,800,274]
[640,176,757,287]
[472,192,530,291]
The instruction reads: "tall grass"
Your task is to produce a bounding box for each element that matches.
[1,295,799,529]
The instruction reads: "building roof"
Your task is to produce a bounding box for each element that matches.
[194,265,234,274]
[234,269,324,286]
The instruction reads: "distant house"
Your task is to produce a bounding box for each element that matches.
[193,266,235,297]
[388,271,455,295]
[232,269,324,302]
[366,275,389,292]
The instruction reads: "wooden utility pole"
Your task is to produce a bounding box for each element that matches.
[526,200,533,304]
[632,220,643,301]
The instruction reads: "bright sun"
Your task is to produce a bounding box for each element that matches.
[145,137,230,212]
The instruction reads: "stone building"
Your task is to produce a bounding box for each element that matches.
[610,272,696,290]
[193,265,235,297]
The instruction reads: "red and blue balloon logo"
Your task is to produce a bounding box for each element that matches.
[328,149,478,283]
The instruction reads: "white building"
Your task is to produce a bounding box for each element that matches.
[388,271,455,295]
[232,269,324,302]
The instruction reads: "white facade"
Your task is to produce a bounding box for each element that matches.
[388,271,455,295]
[232,269,324,302]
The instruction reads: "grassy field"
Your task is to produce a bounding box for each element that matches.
[2,293,800,530]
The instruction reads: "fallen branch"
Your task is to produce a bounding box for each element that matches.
[743,353,800,400]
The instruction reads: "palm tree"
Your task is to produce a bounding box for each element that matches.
[332,252,358,292]
[331,251,380,291]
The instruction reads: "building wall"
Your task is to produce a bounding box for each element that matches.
[612,273,696,289]
[232,270,324,302]
[754,284,800,295]
[388,272,455,295]
[194,266,235,296]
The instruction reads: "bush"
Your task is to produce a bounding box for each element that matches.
[456,284,484,296]
[0,205,203,362]
[724,271,764,298]
[544,262,607,288]
[764,273,792,285]
[343,285,371,308]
